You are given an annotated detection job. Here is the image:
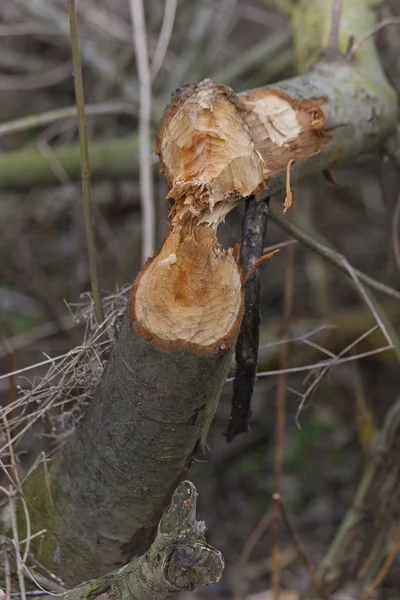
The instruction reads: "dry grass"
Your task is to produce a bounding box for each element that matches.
[0,286,129,470]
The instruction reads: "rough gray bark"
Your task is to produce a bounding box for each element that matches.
[24,482,224,600]
[24,309,238,585]
[238,58,397,201]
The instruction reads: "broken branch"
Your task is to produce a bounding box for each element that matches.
[225,197,269,443]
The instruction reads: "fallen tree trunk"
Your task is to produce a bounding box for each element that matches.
[14,0,400,593]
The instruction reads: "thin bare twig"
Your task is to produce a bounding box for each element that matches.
[251,343,392,380]
[344,260,393,348]
[67,0,104,325]
[294,325,387,425]
[0,316,74,358]
[0,102,135,139]
[2,537,12,600]
[13,0,139,102]
[0,475,88,587]
[274,494,330,600]
[0,102,137,137]
[79,0,132,43]
[361,523,400,600]
[0,348,83,382]
[327,0,343,50]
[129,0,156,263]
[348,17,400,59]
[151,0,178,80]
[0,23,61,37]
[8,489,27,600]
[0,288,128,460]
[263,239,297,254]
[2,409,32,566]
[236,508,274,572]
[234,508,274,600]
[269,210,400,302]
[0,62,71,91]
[272,235,296,600]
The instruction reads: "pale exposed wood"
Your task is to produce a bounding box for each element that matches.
[240,89,327,180]
[156,79,328,232]
[133,226,242,352]
[157,80,265,229]
[141,77,327,356]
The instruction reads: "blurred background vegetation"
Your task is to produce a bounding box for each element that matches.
[1,0,400,598]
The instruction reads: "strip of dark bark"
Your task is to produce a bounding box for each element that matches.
[225,198,269,442]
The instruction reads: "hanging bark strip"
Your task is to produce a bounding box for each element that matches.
[225,197,269,442]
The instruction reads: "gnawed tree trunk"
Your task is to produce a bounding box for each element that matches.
[16,0,399,593]
[23,228,243,585]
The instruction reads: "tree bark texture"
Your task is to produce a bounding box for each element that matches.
[16,0,399,592]
[21,482,224,600]
[24,270,242,584]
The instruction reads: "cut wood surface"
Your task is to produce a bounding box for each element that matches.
[133,226,242,352]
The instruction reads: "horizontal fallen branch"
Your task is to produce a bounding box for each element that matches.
[0,135,139,191]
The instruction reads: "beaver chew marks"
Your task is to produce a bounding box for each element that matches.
[157,79,266,229]
[132,79,326,352]
[156,79,327,230]
[133,226,242,353]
